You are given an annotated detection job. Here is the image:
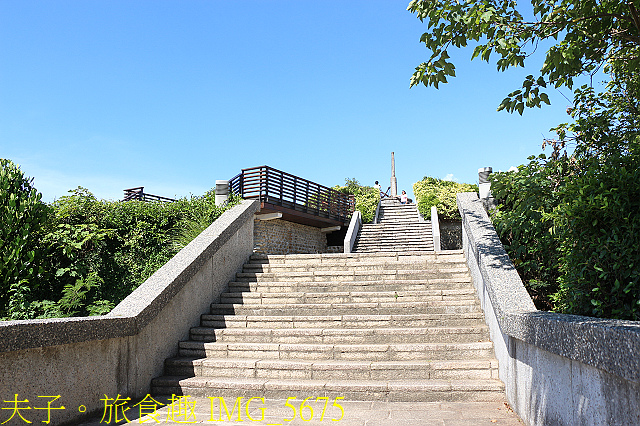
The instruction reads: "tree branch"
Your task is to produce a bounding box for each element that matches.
[628,2,640,35]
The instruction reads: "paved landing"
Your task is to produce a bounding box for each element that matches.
[78,396,522,426]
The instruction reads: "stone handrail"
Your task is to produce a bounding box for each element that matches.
[457,192,640,425]
[373,199,382,224]
[343,210,362,253]
[0,199,260,425]
[430,205,441,252]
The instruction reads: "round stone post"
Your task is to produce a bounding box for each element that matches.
[478,167,495,210]
[215,180,230,206]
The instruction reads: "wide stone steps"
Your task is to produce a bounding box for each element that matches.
[199,312,486,328]
[234,271,466,283]
[188,325,490,344]
[219,289,477,305]
[152,376,505,402]
[163,358,499,381]
[151,252,505,402]
[354,200,434,253]
[227,279,473,292]
[353,244,434,253]
[209,300,482,316]
[175,341,496,361]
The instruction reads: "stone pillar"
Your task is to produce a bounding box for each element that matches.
[478,167,496,211]
[390,152,397,197]
[215,180,230,206]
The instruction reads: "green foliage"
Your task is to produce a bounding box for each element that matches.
[171,193,240,251]
[0,174,239,320]
[409,0,640,320]
[333,178,379,224]
[489,156,564,310]
[491,118,640,320]
[0,159,49,319]
[413,177,478,220]
[407,0,640,114]
[552,155,640,319]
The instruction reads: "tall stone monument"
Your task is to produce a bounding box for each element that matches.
[390,152,397,197]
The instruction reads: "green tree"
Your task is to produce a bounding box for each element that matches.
[0,160,48,319]
[333,178,379,224]
[408,0,640,114]
[408,1,640,319]
[413,177,478,220]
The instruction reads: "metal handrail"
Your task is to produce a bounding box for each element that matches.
[228,166,354,223]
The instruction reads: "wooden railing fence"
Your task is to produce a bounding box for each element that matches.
[228,166,354,224]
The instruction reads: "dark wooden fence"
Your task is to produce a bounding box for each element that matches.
[228,166,354,224]
[122,187,176,203]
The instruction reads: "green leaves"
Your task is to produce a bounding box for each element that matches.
[333,179,379,224]
[0,171,240,320]
[0,159,48,319]
[413,177,478,220]
[409,0,640,114]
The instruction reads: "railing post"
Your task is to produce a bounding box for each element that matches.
[279,170,284,206]
[215,180,230,206]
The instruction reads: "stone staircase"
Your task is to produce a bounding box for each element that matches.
[151,251,504,402]
[353,198,434,252]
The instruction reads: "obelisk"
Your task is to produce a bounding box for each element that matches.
[390,152,397,197]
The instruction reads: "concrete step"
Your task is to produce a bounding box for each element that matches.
[353,246,435,253]
[227,279,473,293]
[162,357,499,381]
[241,262,467,273]
[248,251,464,264]
[209,301,481,316]
[188,325,490,344]
[234,271,469,283]
[219,290,477,305]
[177,341,496,361]
[151,376,506,402]
[200,312,486,329]
[152,249,503,404]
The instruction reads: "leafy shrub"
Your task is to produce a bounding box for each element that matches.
[413,177,478,220]
[491,153,640,320]
[0,170,240,320]
[489,156,564,310]
[333,178,379,224]
[0,159,49,319]
[552,155,640,320]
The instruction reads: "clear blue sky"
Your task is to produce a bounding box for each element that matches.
[1,0,573,202]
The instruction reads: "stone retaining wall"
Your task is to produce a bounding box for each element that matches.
[0,200,260,425]
[458,192,640,426]
[253,218,328,254]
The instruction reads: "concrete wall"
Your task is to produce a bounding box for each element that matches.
[457,192,640,426]
[253,218,327,254]
[0,199,260,425]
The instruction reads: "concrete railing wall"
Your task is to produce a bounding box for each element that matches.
[343,210,362,253]
[0,199,260,425]
[457,192,640,426]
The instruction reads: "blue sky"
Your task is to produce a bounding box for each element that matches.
[1,1,574,202]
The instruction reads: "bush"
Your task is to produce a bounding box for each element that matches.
[552,155,640,320]
[413,177,478,220]
[0,171,240,320]
[489,156,563,310]
[334,178,379,224]
[490,152,640,320]
[0,159,49,319]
